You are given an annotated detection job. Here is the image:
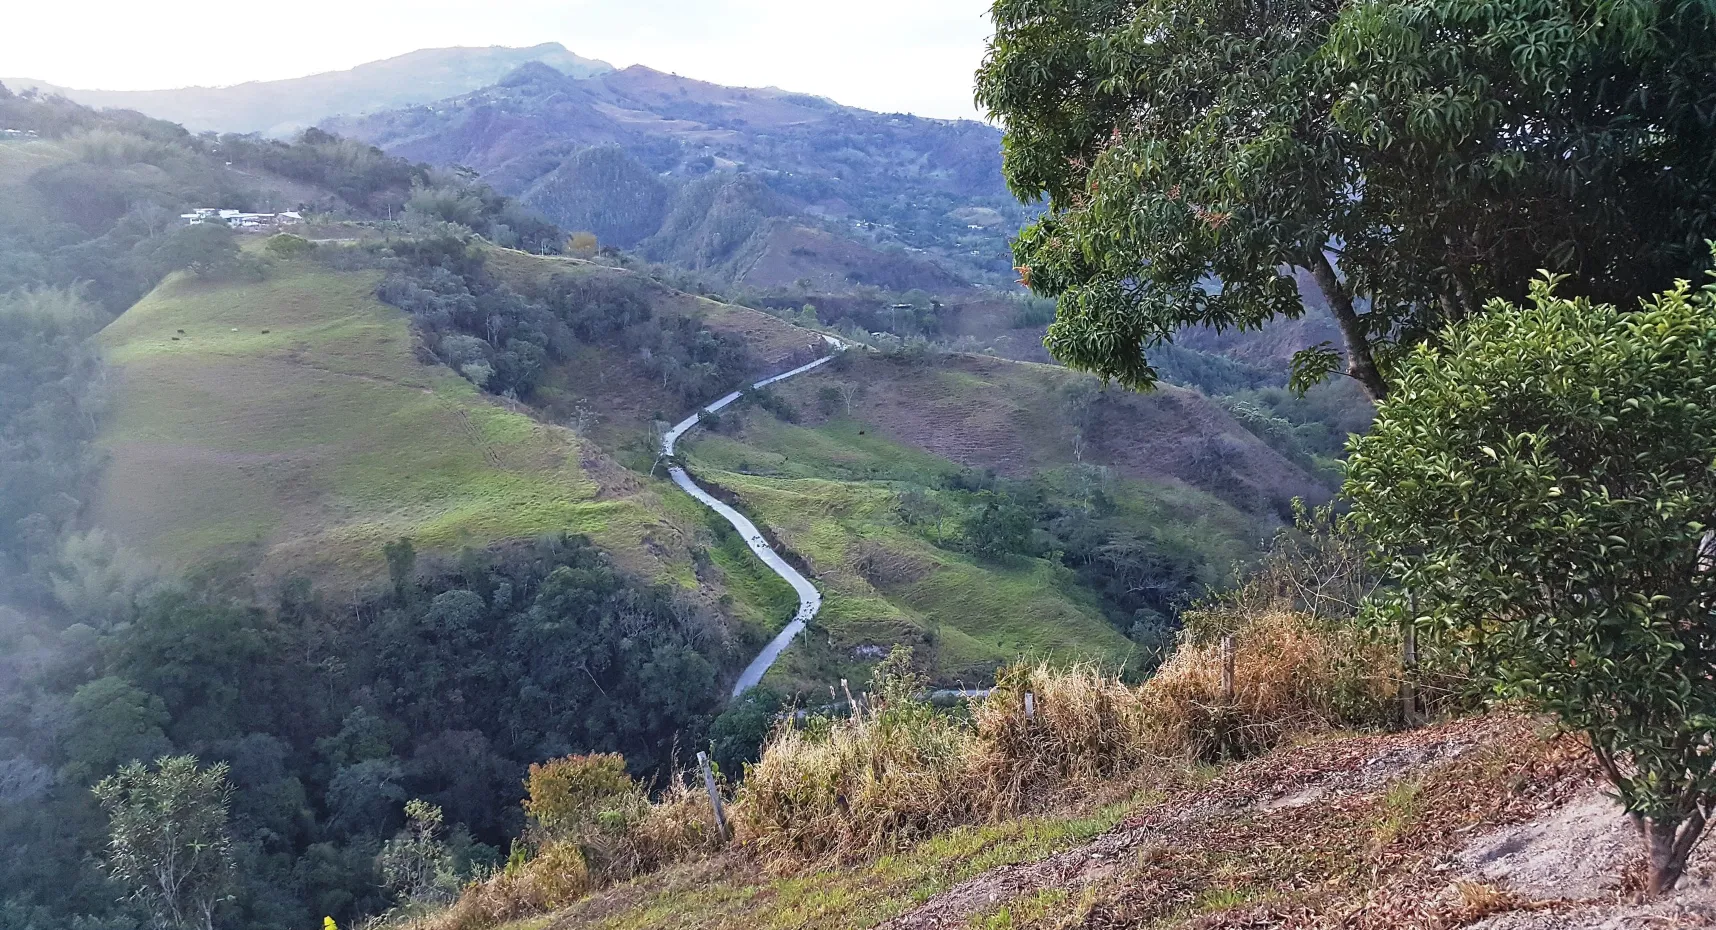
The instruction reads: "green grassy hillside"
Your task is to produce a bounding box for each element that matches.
[93,260,695,593]
[89,245,1309,694]
[669,351,1317,689]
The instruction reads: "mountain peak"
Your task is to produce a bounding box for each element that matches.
[498,60,567,88]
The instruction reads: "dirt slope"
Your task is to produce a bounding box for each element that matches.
[537,714,1712,930]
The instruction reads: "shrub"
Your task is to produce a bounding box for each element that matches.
[408,841,589,930]
[264,234,313,259]
[518,758,641,844]
[1345,271,1716,894]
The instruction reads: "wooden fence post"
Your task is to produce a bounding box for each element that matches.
[1402,595,1420,727]
[697,751,729,842]
[1221,635,1236,704]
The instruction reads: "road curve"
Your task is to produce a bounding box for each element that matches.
[663,339,845,697]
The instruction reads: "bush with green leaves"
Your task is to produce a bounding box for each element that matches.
[93,756,236,930]
[1345,272,1716,894]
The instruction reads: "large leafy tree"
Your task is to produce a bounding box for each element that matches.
[1344,272,1716,894]
[976,0,1716,400]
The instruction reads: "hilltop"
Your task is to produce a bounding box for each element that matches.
[5,43,612,136]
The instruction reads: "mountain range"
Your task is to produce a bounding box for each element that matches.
[4,42,612,136]
[326,59,1028,285]
[10,44,1029,287]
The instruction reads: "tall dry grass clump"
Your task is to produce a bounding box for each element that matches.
[737,650,976,862]
[407,755,726,930]
[1141,609,1400,760]
[968,662,1151,815]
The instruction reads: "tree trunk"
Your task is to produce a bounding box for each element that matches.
[1642,809,1709,896]
[1305,251,1388,402]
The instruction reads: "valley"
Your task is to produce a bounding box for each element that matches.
[22,15,1704,930]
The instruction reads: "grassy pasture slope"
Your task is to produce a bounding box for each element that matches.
[673,352,1299,689]
[93,261,694,593]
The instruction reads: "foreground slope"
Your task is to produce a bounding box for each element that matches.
[94,260,690,592]
[494,715,1716,930]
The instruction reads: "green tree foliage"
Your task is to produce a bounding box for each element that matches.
[375,800,459,907]
[374,242,756,403]
[975,0,1716,400]
[1344,273,1716,894]
[93,756,237,930]
[0,286,107,605]
[136,223,252,281]
[384,537,416,603]
[959,489,1037,560]
[707,688,784,776]
[0,535,724,930]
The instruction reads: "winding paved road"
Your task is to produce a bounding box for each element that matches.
[662,339,846,697]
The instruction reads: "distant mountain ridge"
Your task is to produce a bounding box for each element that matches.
[4,43,611,136]
[327,60,1030,286]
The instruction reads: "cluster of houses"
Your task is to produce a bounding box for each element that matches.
[179,207,305,230]
[0,128,40,140]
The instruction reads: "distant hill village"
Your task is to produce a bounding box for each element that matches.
[180,207,304,229]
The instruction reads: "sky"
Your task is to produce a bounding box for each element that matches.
[3,0,998,121]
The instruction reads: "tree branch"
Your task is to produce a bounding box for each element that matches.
[1305,250,1388,401]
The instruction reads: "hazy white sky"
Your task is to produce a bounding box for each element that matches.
[4,0,998,120]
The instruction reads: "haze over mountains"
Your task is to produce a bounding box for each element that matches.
[4,43,613,136]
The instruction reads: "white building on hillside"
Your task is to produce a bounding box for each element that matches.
[179,208,304,229]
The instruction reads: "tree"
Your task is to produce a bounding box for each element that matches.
[139,223,244,281]
[1344,272,1716,894]
[93,756,237,930]
[961,490,1036,560]
[975,0,1716,401]
[63,677,173,785]
[384,538,415,603]
[376,800,456,906]
[565,231,600,258]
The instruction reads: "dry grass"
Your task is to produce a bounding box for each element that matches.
[405,769,726,930]
[405,611,1403,930]
[410,843,591,930]
[1140,609,1401,761]
[738,698,974,863]
[969,662,1152,817]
